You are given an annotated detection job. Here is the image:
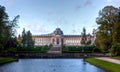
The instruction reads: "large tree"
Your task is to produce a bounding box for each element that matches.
[96,6,118,35]
[113,21,120,44]
[96,6,120,52]
[0,5,9,48]
[0,5,19,49]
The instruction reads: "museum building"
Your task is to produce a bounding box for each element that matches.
[32,28,94,46]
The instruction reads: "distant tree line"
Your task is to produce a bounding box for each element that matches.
[95,6,120,56]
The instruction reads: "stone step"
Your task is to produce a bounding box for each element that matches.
[53,45,61,47]
[48,46,61,53]
[47,51,61,53]
[49,47,61,51]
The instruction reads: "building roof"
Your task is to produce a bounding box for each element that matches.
[32,34,52,37]
[64,35,81,37]
[32,28,93,37]
[53,28,63,35]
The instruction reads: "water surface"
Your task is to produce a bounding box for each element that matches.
[0,59,105,72]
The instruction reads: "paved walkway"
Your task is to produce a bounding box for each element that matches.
[96,57,120,64]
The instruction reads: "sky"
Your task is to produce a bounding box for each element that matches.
[0,0,120,35]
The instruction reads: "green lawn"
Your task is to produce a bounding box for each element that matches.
[0,57,18,64]
[85,58,120,72]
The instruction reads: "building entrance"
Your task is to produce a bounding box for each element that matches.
[56,38,59,45]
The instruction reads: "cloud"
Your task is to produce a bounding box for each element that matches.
[28,25,49,35]
[75,5,82,10]
[106,0,120,3]
[75,0,93,10]
[47,9,54,16]
[72,30,77,33]
[106,0,112,2]
[17,22,49,35]
[105,0,120,6]
[25,20,49,35]
[84,0,92,7]
[6,0,16,8]
[54,16,68,26]
[114,0,120,2]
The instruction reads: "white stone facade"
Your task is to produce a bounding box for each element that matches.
[32,28,94,46]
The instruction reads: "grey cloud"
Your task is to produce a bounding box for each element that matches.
[75,0,93,10]
[26,23,49,34]
[75,5,82,10]
[84,0,92,7]
[72,29,77,33]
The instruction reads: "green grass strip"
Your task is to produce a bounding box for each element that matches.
[85,58,120,72]
[0,58,18,65]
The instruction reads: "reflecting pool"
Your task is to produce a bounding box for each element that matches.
[0,59,105,72]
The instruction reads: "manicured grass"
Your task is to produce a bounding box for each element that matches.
[0,57,18,65]
[111,56,120,60]
[85,58,120,72]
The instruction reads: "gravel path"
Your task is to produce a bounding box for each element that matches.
[96,57,120,64]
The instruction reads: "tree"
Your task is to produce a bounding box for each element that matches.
[10,15,20,36]
[81,27,87,45]
[95,6,119,52]
[0,5,9,48]
[26,30,34,47]
[21,28,34,48]
[81,27,92,45]
[0,5,19,50]
[110,20,120,56]
[5,36,18,48]
[112,7,120,44]
[113,21,120,44]
[96,6,118,36]
[17,34,22,45]
[22,28,27,46]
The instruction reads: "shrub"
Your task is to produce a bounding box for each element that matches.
[49,44,53,48]
[110,44,120,56]
[0,44,4,52]
[7,48,17,53]
[62,45,96,53]
[92,46,102,53]
[17,45,50,53]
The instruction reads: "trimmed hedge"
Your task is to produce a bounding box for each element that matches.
[17,45,50,53]
[62,45,101,53]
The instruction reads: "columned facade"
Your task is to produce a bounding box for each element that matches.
[51,35,63,46]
